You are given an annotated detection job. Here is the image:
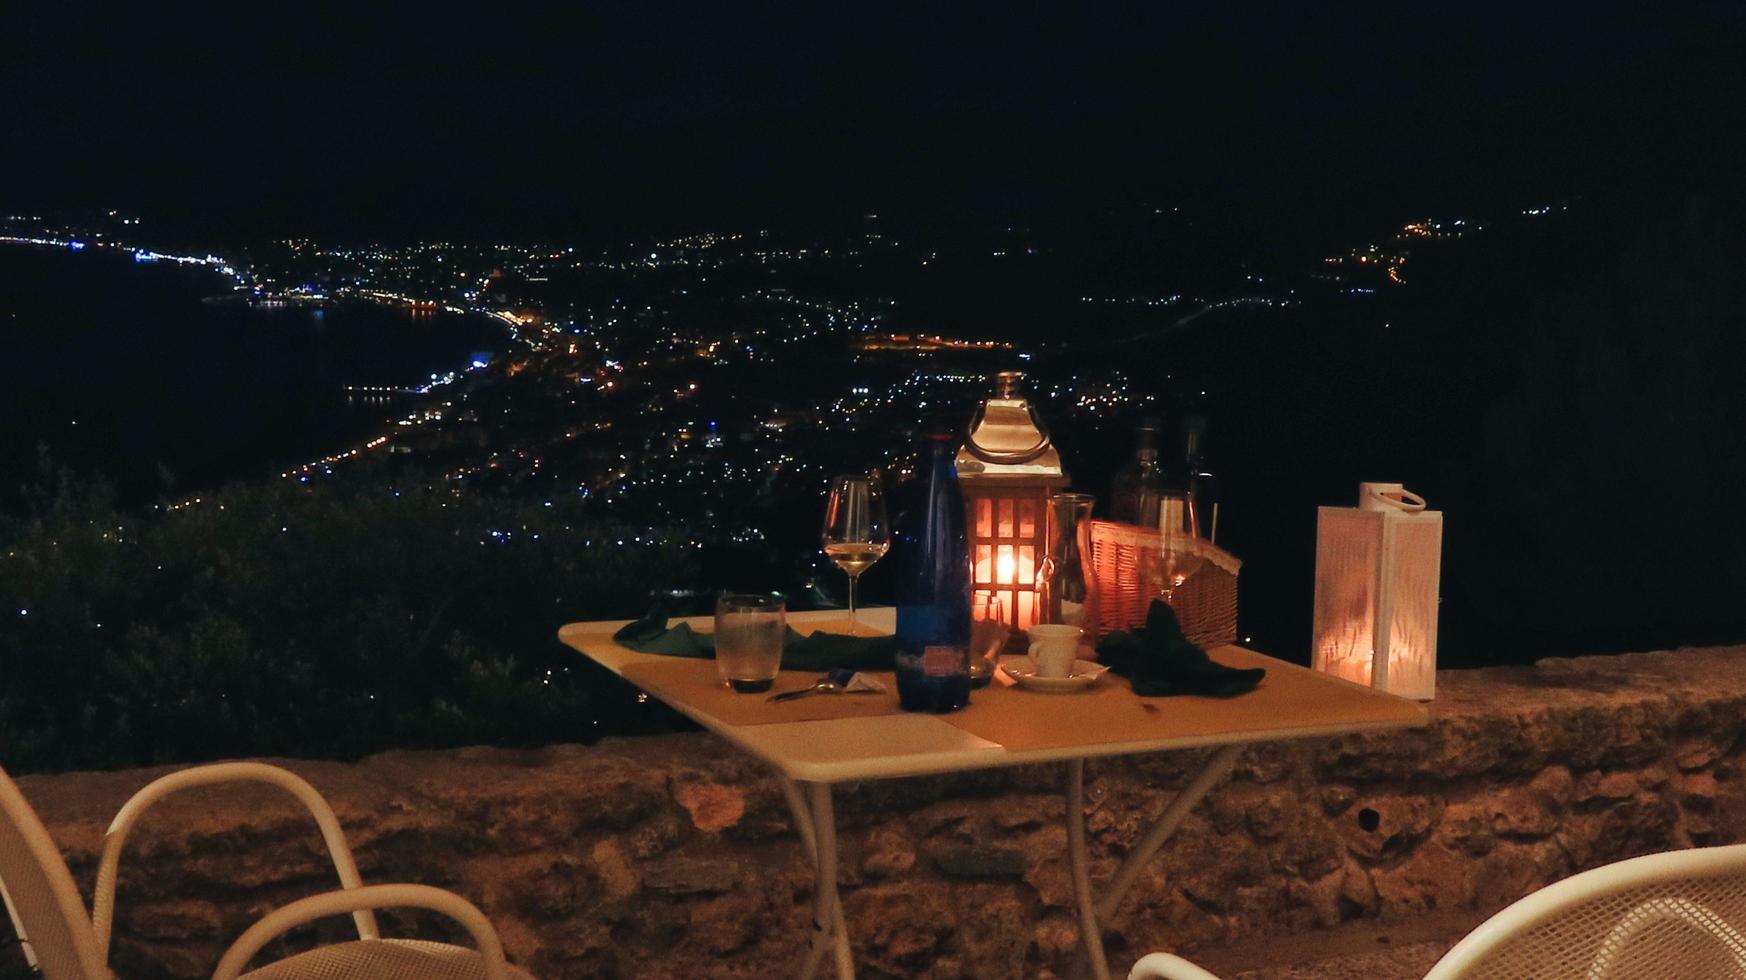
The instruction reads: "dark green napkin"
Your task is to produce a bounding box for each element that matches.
[612,614,721,658]
[1096,600,1265,697]
[783,630,902,671]
[613,612,900,671]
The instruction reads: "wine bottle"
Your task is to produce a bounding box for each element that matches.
[1110,418,1167,526]
[893,432,972,713]
[1182,414,1218,543]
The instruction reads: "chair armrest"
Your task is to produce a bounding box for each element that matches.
[1129,952,1224,980]
[93,762,378,960]
[211,883,508,980]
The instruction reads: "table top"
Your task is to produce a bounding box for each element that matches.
[558,608,1429,784]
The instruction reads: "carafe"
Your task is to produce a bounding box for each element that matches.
[1036,492,1095,632]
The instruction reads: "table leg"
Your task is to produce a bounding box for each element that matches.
[1065,744,1246,980]
[1067,758,1111,980]
[779,776,854,980]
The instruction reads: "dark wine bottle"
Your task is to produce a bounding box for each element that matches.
[1110,418,1167,526]
[1183,414,1218,543]
[893,432,972,713]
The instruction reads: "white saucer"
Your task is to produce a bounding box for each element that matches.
[1000,657,1109,693]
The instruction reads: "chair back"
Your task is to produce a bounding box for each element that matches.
[1426,843,1746,979]
[0,766,107,979]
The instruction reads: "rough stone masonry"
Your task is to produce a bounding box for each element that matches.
[14,644,1746,979]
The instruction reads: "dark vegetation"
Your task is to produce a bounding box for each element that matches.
[1458,198,1746,657]
[0,468,693,774]
[1078,193,1746,665]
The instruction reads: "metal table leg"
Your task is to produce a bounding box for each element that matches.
[1068,758,1111,980]
[1065,744,1246,980]
[780,775,854,980]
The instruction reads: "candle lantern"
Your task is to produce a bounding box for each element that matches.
[1312,482,1443,701]
[956,372,1069,630]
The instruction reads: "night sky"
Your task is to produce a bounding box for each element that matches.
[6,5,1745,241]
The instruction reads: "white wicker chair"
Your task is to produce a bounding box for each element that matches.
[1126,844,1746,980]
[1424,842,1746,980]
[0,764,107,979]
[1,761,530,979]
[1128,952,1224,980]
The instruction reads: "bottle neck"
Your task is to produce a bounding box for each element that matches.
[925,439,956,480]
[1134,431,1160,465]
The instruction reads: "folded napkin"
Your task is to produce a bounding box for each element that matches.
[1096,600,1265,697]
[612,612,900,671]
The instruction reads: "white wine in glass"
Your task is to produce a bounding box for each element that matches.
[822,473,891,634]
[822,542,886,576]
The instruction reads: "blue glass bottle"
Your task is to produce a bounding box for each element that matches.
[893,433,972,712]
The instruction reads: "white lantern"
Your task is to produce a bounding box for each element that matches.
[1311,482,1442,701]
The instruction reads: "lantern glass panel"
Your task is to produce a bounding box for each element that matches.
[1384,516,1441,699]
[1312,509,1381,687]
[961,485,1058,630]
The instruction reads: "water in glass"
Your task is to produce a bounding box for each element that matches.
[714,593,785,692]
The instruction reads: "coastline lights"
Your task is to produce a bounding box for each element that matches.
[1311,482,1443,701]
[956,371,1069,631]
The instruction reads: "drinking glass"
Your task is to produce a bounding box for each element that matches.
[714,593,786,692]
[822,473,890,634]
[1153,490,1203,605]
[969,592,1009,688]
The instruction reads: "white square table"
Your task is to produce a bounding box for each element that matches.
[560,608,1427,980]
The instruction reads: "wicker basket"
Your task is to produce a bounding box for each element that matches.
[1085,519,1241,648]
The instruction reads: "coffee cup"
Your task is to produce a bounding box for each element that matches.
[1027,624,1082,679]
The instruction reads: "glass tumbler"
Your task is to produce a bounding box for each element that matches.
[969,592,1009,688]
[714,593,786,693]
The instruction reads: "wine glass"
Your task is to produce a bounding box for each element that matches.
[822,473,891,635]
[969,592,1009,688]
[1153,490,1203,606]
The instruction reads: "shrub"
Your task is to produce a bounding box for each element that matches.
[0,472,695,773]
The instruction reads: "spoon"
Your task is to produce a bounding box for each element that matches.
[768,668,874,702]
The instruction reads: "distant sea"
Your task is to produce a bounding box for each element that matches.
[0,244,503,501]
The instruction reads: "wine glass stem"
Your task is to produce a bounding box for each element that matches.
[846,572,860,635]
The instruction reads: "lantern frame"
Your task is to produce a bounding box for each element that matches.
[961,481,1063,630]
[1311,483,1443,701]
[956,372,1068,630]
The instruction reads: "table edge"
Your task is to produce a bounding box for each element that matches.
[559,618,1431,784]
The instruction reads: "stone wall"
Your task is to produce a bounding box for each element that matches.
[14,645,1746,979]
